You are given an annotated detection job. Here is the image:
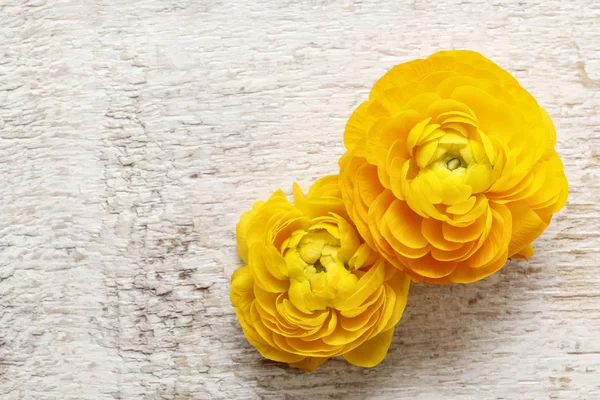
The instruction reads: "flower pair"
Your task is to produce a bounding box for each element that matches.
[231,50,568,371]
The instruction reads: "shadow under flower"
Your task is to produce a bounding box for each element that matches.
[235,256,557,399]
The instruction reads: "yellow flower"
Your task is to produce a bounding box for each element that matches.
[339,50,568,284]
[231,176,410,371]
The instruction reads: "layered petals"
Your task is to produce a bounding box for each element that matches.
[232,176,411,370]
[339,50,568,283]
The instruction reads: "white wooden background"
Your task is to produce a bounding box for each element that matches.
[0,1,598,399]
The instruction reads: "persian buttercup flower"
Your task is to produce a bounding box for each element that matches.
[339,50,568,284]
[231,176,410,371]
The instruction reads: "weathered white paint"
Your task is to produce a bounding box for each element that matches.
[0,0,598,399]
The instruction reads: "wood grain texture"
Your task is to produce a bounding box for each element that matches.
[0,0,598,399]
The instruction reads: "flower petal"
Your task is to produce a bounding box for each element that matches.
[343,328,395,368]
[507,203,549,256]
[288,357,330,371]
[230,265,254,308]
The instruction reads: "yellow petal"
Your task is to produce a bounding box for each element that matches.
[384,200,429,249]
[288,280,316,313]
[278,335,341,357]
[367,190,398,261]
[404,252,458,279]
[368,111,423,165]
[513,243,534,260]
[249,245,290,293]
[230,265,254,308]
[406,118,432,157]
[421,127,447,143]
[246,305,307,363]
[288,357,329,371]
[465,203,511,269]
[446,196,477,215]
[294,177,347,220]
[370,58,431,99]
[380,214,431,259]
[442,212,487,243]
[437,110,479,127]
[414,139,439,168]
[302,310,338,341]
[324,298,381,345]
[438,132,469,145]
[345,100,388,152]
[236,200,265,263]
[447,249,508,283]
[478,130,498,164]
[343,328,395,368]
[356,164,385,207]
[421,218,464,251]
[338,288,381,318]
[507,204,549,256]
[382,270,410,331]
[430,242,475,262]
[405,92,442,115]
[343,261,386,308]
[539,106,557,156]
[388,157,408,200]
[426,98,477,120]
[440,180,472,206]
[339,303,378,332]
[465,164,492,193]
[450,195,489,225]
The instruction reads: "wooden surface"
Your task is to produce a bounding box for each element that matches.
[1,1,599,399]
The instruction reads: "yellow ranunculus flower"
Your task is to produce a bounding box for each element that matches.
[339,50,568,284]
[231,176,410,371]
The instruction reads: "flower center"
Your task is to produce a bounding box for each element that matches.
[282,216,365,313]
[398,109,501,211]
[283,228,346,281]
[445,157,463,171]
[313,258,326,274]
